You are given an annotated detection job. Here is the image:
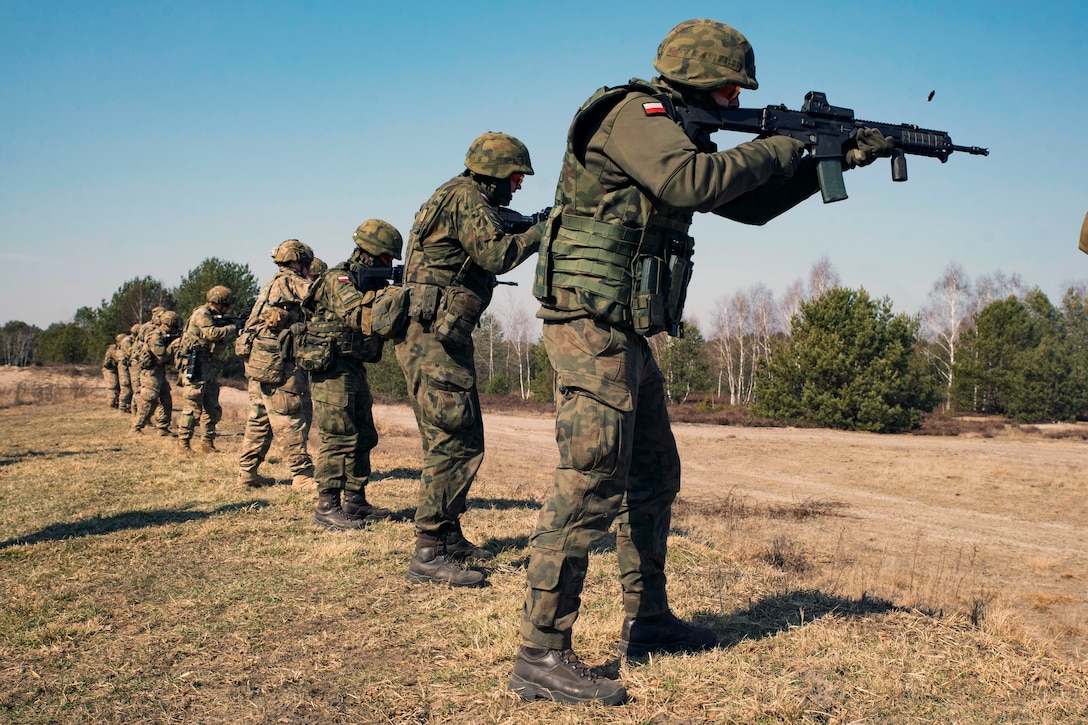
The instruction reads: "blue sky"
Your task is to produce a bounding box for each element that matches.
[2,1,1086,332]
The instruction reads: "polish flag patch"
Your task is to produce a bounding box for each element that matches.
[337,275,351,283]
[642,101,667,116]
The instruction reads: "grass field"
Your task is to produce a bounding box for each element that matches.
[1,368,1087,723]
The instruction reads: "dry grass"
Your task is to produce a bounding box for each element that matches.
[2,370,1088,723]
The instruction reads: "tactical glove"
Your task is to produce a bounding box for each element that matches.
[530,206,553,224]
[751,136,806,177]
[843,127,895,169]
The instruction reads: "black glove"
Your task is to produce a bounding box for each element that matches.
[530,206,553,224]
[844,128,895,169]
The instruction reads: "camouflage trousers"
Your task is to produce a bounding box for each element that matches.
[129,362,142,398]
[310,357,376,494]
[394,318,483,537]
[520,318,680,650]
[117,364,132,412]
[177,376,222,442]
[103,368,119,408]
[132,367,173,433]
[238,371,313,476]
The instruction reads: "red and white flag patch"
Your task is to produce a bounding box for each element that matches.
[642,101,667,116]
[337,275,351,284]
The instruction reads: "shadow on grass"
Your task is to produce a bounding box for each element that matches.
[0,447,123,467]
[710,588,903,648]
[372,467,421,482]
[0,500,269,550]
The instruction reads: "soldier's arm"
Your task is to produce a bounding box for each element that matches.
[458,188,542,275]
[603,93,808,214]
[195,307,236,343]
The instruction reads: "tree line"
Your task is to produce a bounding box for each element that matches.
[4,256,1086,431]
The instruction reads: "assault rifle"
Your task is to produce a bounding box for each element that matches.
[355,264,404,286]
[497,206,552,235]
[672,91,989,203]
[213,314,247,327]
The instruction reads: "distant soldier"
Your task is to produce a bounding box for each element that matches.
[300,220,401,529]
[116,332,133,413]
[132,310,180,436]
[101,337,120,409]
[236,240,316,487]
[177,286,239,453]
[127,322,144,404]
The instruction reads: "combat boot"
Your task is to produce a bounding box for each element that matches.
[508,646,627,705]
[618,610,717,657]
[406,535,485,587]
[237,469,276,488]
[314,490,365,531]
[177,438,192,453]
[198,439,218,453]
[444,528,494,562]
[157,428,174,437]
[342,490,392,522]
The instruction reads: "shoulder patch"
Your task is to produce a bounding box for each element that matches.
[336,275,351,284]
[642,101,667,116]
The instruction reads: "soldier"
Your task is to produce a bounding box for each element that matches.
[127,321,144,404]
[132,310,181,436]
[236,240,315,488]
[116,331,133,413]
[176,286,239,453]
[301,221,401,529]
[509,19,894,705]
[101,337,121,408]
[307,257,327,280]
[394,132,544,587]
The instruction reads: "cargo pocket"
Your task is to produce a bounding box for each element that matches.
[421,363,476,433]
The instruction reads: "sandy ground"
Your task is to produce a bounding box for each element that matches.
[7,365,1087,656]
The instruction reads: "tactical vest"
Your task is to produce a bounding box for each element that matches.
[533,80,697,337]
[301,263,384,365]
[403,176,494,343]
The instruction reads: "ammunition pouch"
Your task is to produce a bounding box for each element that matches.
[542,213,693,337]
[245,331,288,385]
[407,283,440,324]
[295,322,336,373]
[234,327,255,358]
[433,285,484,348]
[371,285,411,339]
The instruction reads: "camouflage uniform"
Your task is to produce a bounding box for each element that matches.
[301,221,401,529]
[127,323,144,404]
[237,267,314,483]
[132,313,179,435]
[395,167,541,542]
[519,29,823,652]
[102,342,120,408]
[177,297,237,449]
[116,333,133,413]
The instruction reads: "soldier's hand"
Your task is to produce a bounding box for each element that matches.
[530,206,553,224]
[843,127,895,169]
[752,136,806,177]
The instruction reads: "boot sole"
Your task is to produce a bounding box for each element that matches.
[508,675,627,706]
[404,570,486,588]
[618,640,716,658]
[313,516,365,531]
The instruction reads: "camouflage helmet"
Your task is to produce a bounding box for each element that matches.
[653,19,758,91]
[159,311,180,329]
[206,285,234,305]
[272,239,314,264]
[309,257,327,276]
[464,132,534,178]
[352,219,403,259]
[115,333,126,343]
